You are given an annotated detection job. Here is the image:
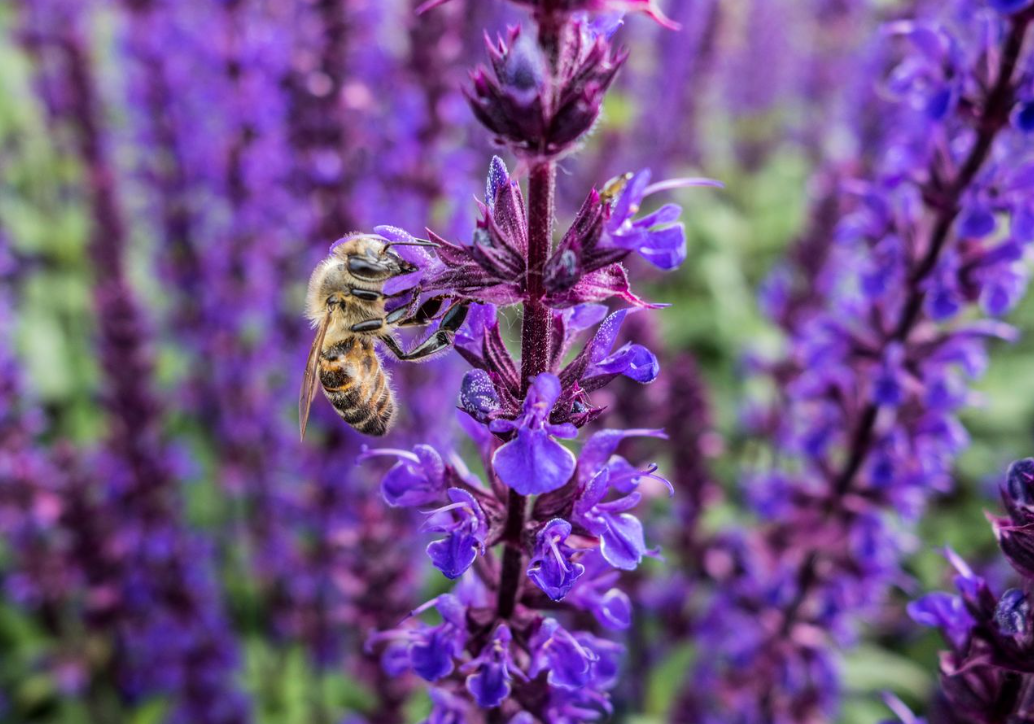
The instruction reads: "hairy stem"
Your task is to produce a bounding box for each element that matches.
[497,161,556,620]
[520,161,556,392]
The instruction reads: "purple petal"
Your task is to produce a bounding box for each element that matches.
[634,203,682,228]
[634,224,686,270]
[466,662,510,708]
[493,430,577,495]
[610,169,651,223]
[373,445,445,507]
[588,342,660,382]
[599,513,647,570]
[411,629,457,681]
[526,373,563,411]
[528,519,585,601]
[907,592,973,649]
[579,428,667,482]
[563,303,609,331]
[587,309,630,362]
[592,589,632,630]
[427,533,479,580]
[957,204,997,238]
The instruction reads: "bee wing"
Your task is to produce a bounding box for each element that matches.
[299,310,332,441]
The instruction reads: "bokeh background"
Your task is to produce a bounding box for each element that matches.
[1,0,1033,722]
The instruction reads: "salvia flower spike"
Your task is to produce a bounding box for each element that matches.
[358,2,718,719]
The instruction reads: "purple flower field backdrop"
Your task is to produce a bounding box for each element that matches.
[2,0,1034,722]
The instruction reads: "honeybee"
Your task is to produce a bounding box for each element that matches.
[299,234,469,439]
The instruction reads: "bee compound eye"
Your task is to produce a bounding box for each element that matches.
[347,255,392,280]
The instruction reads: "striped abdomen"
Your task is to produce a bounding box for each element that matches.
[319,337,395,436]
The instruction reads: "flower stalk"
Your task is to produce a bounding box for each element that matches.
[498,159,557,621]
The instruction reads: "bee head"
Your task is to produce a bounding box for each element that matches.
[332,233,435,281]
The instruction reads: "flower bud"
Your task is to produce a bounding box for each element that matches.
[1003,458,1034,522]
[994,588,1031,642]
[467,22,626,158]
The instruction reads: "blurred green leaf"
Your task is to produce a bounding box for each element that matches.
[645,643,695,717]
[128,699,169,724]
[842,643,934,706]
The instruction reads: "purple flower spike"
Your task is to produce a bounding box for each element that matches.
[463,624,526,708]
[360,0,700,713]
[528,618,598,690]
[361,445,446,508]
[423,488,488,579]
[528,519,586,600]
[491,374,578,495]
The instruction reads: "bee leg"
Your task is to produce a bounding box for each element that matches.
[382,288,421,326]
[382,301,470,361]
[385,330,454,360]
[383,294,454,329]
[396,295,449,327]
[379,334,408,360]
[438,300,470,333]
[357,294,449,344]
[351,319,385,333]
[348,287,382,302]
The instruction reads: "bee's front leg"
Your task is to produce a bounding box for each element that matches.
[380,301,470,361]
[379,334,408,360]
